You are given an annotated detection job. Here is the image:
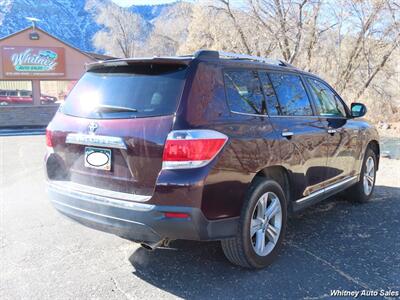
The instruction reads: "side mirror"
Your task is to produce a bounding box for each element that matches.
[351,102,367,118]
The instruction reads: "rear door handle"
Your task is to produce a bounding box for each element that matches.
[281,131,294,138]
[327,128,337,135]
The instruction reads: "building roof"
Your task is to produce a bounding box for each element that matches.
[0,26,114,61]
[83,51,115,61]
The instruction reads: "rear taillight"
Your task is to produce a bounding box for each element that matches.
[46,129,53,147]
[162,130,228,169]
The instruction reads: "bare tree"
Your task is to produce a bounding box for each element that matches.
[91,0,400,122]
[93,4,148,58]
[146,2,193,56]
[179,0,399,121]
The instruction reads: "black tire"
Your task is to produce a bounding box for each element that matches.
[346,148,377,203]
[221,177,287,269]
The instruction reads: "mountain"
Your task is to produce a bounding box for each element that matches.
[129,3,173,21]
[0,0,174,52]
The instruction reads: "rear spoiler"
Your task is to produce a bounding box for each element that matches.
[86,57,193,72]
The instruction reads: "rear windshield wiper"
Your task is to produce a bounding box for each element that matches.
[94,104,138,113]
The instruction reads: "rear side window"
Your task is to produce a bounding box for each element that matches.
[61,63,187,119]
[258,71,281,116]
[224,70,265,115]
[306,78,347,117]
[269,73,313,116]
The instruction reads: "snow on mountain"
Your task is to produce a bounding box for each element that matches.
[0,0,172,52]
[129,3,172,21]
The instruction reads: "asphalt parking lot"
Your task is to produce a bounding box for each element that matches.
[1,135,399,300]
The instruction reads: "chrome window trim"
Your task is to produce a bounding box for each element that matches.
[295,176,358,204]
[231,110,266,117]
[268,115,321,119]
[319,115,348,120]
[66,133,127,149]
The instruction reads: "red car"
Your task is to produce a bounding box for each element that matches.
[0,89,33,105]
[0,89,57,105]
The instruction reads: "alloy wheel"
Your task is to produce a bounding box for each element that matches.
[250,192,282,256]
[363,156,375,196]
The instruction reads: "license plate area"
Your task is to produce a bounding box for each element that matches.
[84,147,111,171]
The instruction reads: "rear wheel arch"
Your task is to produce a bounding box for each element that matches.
[252,166,293,211]
[221,176,288,268]
[367,140,380,169]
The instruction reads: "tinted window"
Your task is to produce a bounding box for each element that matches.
[61,64,187,119]
[307,78,346,117]
[258,71,281,115]
[269,73,313,116]
[224,70,265,115]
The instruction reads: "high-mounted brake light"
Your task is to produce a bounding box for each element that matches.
[162,130,228,169]
[46,129,53,148]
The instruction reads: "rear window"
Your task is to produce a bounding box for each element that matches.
[61,63,187,119]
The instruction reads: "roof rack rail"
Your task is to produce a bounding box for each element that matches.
[194,50,291,67]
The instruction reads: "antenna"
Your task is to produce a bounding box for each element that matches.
[25,17,41,30]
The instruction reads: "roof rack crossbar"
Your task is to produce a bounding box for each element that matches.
[194,50,290,67]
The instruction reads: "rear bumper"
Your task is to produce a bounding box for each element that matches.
[48,181,238,243]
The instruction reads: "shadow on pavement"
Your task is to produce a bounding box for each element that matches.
[129,186,400,299]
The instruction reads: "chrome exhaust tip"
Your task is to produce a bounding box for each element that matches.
[140,239,165,251]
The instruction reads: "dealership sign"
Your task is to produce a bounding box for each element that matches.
[2,46,65,77]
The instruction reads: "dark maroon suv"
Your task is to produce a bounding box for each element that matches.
[45,50,379,268]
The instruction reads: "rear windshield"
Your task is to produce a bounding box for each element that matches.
[61,63,187,119]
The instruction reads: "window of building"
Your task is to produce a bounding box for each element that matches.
[306,78,347,117]
[0,81,33,106]
[39,80,76,105]
[224,70,265,115]
[268,73,313,116]
[258,71,281,116]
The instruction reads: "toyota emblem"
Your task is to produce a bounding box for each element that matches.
[88,121,99,134]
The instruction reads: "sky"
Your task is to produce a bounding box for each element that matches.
[111,0,177,6]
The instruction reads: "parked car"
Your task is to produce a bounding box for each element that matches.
[0,89,57,105]
[0,89,33,105]
[45,50,379,269]
[40,94,58,105]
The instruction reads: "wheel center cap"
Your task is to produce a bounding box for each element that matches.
[262,220,268,231]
